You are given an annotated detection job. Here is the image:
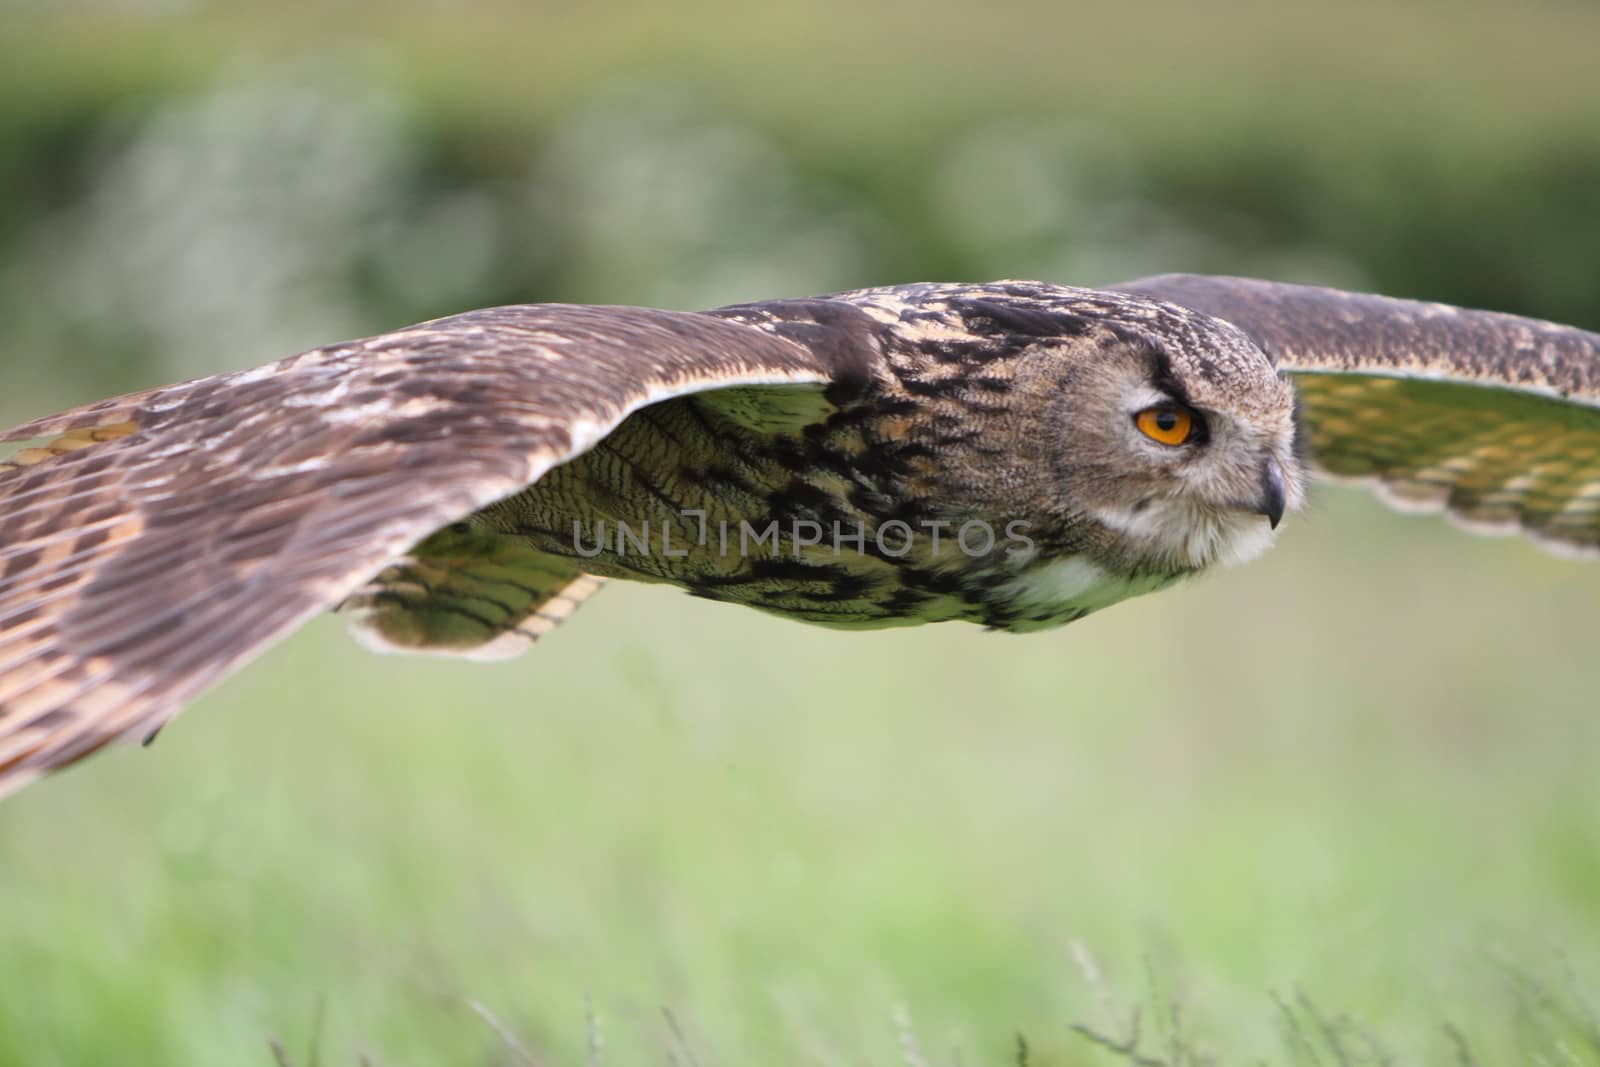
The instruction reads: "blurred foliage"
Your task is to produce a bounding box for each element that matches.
[2,0,1598,401]
[1,1,1600,1065]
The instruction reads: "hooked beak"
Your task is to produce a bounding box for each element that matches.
[1256,457,1287,529]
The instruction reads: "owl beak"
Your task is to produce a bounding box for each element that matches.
[1256,457,1288,529]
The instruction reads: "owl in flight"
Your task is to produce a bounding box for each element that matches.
[2,274,1598,796]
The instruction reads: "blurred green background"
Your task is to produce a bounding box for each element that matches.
[2,1,1600,1063]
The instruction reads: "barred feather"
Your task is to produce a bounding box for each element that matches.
[0,302,870,796]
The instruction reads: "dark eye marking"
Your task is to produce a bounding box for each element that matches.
[1147,348,1192,407]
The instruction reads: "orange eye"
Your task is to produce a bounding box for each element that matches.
[1135,406,1195,446]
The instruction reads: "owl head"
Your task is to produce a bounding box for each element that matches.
[949,287,1307,575]
[1060,303,1305,572]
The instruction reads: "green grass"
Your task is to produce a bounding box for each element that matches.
[2,489,1598,1064]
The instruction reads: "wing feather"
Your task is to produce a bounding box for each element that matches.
[0,301,881,796]
[1116,274,1600,553]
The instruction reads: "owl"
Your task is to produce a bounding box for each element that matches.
[2,274,1597,797]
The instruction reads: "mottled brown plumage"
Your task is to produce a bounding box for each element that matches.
[1116,275,1600,551]
[2,276,1599,797]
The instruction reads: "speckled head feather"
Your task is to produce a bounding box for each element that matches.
[2,275,1600,797]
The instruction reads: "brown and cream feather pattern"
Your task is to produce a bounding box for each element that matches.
[1117,275,1600,552]
[0,302,874,794]
[3,276,1600,798]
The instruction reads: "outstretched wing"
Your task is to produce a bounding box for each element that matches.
[1115,274,1600,554]
[0,301,883,796]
